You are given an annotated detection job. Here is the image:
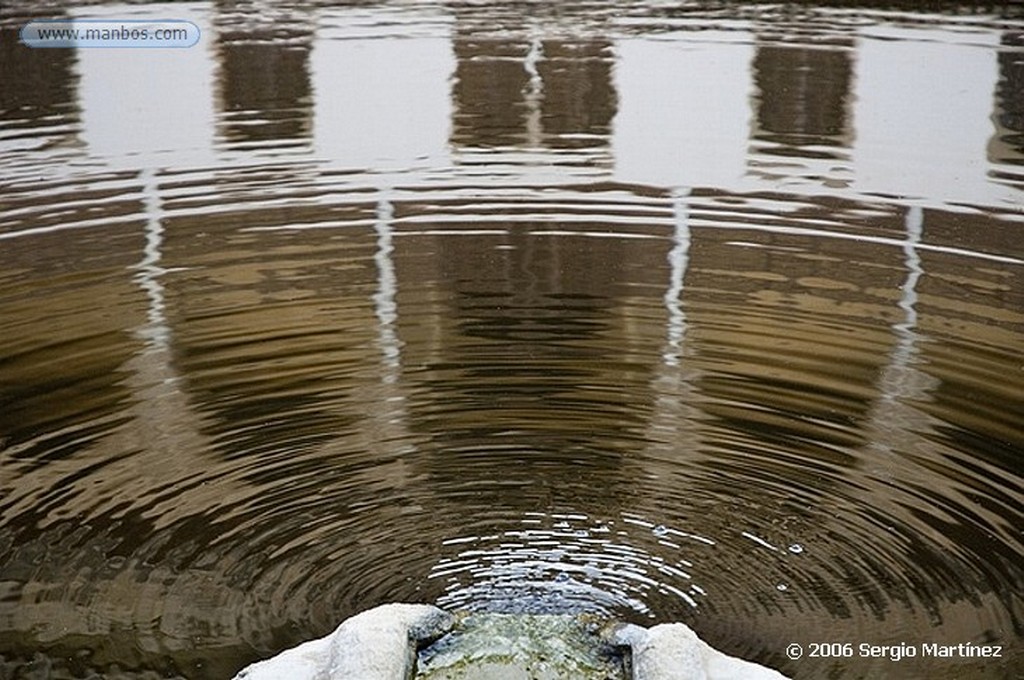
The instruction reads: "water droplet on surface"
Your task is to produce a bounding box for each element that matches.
[653,525,668,537]
[776,583,788,591]
[788,543,804,554]
[554,572,570,583]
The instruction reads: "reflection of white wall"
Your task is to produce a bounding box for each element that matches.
[613,36,754,188]
[76,3,215,166]
[852,27,1003,204]
[313,30,454,169]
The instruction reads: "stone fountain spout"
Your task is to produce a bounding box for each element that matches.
[233,604,454,680]
[232,603,790,680]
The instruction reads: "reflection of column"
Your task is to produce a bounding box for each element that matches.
[889,206,923,382]
[639,187,704,483]
[0,17,79,156]
[214,2,314,151]
[104,170,222,503]
[23,172,239,573]
[751,46,853,150]
[643,188,702,464]
[747,42,854,186]
[451,36,532,148]
[864,205,938,455]
[374,192,400,379]
[536,39,617,149]
[450,29,616,154]
[135,170,172,351]
[315,189,417,500]
[988,31,1024,176]
[523,36,544,148]
[664,188,692,368]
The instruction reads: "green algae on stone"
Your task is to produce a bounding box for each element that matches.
[416,613,626,680]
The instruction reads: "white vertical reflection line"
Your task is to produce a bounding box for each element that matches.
[882,205,928,402]
[524,33,544,150]
[112,171,224,517]
[896,205,923,339]
[374,190,401,381]
[134,168,171,352]
[638,185,704,519]
[663,187,691,367]
[867,205,938,463]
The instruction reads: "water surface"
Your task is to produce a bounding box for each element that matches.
[1,1,1022,678]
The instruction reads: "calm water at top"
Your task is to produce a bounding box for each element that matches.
[1,1,1022,678]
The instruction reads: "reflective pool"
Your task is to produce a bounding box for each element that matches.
[1,1,1022,678]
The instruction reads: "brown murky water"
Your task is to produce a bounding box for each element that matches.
[1,1,1022,678]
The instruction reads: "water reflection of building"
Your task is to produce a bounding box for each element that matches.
[0,16,80,156]
[621,188,1022,649]
[751,46,854,152]
[613,18,1016,206]
[312,21,453,168]
[389,208,661,511]
[612,38,753,188]
[451,38,532,148]
[213,0,314,151]
[852,24,1004,203]
[672,190,907,491]
[536,40,617,149]
[747,34,855,186]
[989,30,1024,180]
[450,30,616,152]
[3,5,1024,673]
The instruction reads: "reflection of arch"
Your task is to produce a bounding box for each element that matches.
[383,188,670,512]
[0,177,428,672]
[610,187,1023,648]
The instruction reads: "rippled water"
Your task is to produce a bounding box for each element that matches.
[1,1,1023,678]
